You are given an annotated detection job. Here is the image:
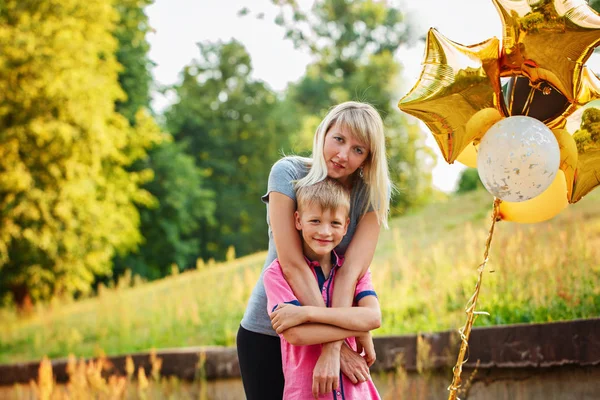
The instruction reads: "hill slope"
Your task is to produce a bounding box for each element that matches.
[1,189,599,364]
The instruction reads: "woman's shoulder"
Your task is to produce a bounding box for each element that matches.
[271,156,310,177]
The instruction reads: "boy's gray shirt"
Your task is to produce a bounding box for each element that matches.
[240,157,371,336]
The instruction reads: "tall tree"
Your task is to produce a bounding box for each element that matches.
[0,0,162,305]
[110,0,215,278]
[165,40,295,260]
[113,140,215,279]
[114,0,154,125]
[266,0,434,214]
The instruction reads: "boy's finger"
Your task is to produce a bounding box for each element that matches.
[324,380,332,395]
[319,380,327,397]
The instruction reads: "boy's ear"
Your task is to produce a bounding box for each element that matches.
[343,217,350,236]
[294,211,302,231]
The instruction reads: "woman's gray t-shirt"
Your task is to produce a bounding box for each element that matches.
[240,157,371,336]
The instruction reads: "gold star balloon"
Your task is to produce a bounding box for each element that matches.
[399,29,505,164]
[494,0,600,104]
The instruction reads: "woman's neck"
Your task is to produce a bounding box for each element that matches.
[337,172,357,190]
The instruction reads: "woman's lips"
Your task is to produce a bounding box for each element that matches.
[331,161,345,169]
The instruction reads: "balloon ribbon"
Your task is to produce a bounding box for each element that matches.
[447,197,502,400]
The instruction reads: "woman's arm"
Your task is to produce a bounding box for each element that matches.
[331,211,381,308]
[270,296,381,333]
[269,192,326,307]
[282,323,368,346]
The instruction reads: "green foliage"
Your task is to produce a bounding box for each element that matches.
[114,0,154,124]
[113,141,215,278]
[590,0,600,13]
[456,168,484,194]
[0,0,162,304]
[572,107,600,153]
[164,40,295,260]
[269,0,435,214]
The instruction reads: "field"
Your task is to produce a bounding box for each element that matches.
[1,189,599,364]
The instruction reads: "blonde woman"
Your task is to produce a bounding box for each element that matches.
[237,101,391,399]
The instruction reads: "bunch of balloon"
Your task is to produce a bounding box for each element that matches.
[397,1,600,399]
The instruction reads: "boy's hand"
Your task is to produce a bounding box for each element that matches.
[313,342,341,398]
[340,343,370,384]
[270,303,307,333]
[356,332,376,367]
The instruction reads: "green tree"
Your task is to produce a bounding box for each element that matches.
[264,0,434,214]
[114,0,154,125]
[0,0,162,305]
[456,168,484,194]
[110,0,215,278]
[590,0,600,14]
[114,141,215,279]
[165,40,294,260]
[573,107,600,151]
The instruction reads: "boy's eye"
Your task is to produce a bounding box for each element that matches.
[309,219,320,223]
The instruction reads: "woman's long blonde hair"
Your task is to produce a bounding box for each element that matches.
[293,101,392,228]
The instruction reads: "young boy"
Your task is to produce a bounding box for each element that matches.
[263,178,381,400]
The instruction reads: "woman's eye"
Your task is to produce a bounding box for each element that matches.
[355,147,364,155]
[334,136,343,142]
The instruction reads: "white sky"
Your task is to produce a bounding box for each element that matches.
[145,0,600,193]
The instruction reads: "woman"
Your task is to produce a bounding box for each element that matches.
[237,101,391,399]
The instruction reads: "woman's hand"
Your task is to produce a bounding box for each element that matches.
[339,343,370,384]
[270,303,308,334]
[356,332,376,367]
[312,343,341,398]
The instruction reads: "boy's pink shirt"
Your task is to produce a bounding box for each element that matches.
[263,253,381,400]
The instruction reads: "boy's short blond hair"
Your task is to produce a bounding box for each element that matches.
[296,178,350,217]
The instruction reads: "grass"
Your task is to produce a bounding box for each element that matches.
[3,351,211,400]
[1,189,599,364]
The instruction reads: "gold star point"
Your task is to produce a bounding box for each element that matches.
[493,0,600,101]
[399,29,503,163]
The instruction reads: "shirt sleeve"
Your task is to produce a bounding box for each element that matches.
[261,157,301,205]
[353,269,377,304]
[263,259,301,315]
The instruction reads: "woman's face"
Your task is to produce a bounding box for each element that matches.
[323,124,369,185]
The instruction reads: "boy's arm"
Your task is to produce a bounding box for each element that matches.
[271,269,380,332]
[281,323,368,346]
[270,296,380,333]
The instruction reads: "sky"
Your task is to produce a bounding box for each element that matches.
[144,0,600,192]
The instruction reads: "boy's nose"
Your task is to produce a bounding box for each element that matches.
[318,226,331,236]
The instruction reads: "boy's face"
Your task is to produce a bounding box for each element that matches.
[295,203,349,257]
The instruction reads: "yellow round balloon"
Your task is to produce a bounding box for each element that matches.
[499,170,568,223]
[456,143,478,168]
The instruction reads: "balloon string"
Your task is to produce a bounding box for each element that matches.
[447,197,502,400]
[521,85,537,117]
